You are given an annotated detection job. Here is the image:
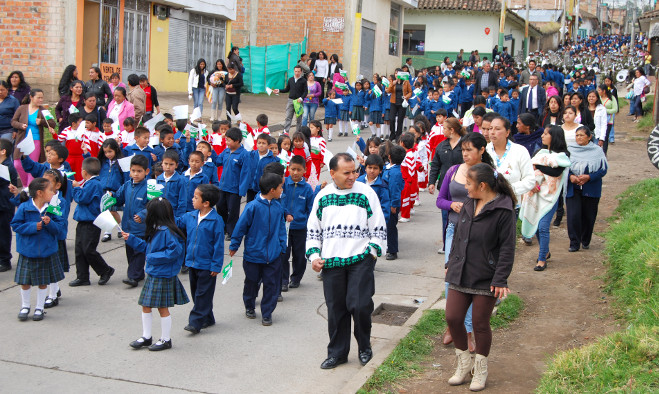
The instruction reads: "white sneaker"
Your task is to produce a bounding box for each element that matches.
[414,200,421,206]
[410,208,415,215]
[399,217,410,223]
[419,188,427,192]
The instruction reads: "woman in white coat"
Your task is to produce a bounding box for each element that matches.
[188,58,208,113]
[586,91,607,143]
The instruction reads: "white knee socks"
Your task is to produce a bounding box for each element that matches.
[338,121,346,136]
[142,312,153,339]
[36,288,48,310]
[49,282,59,299]
[20,288,30,308]
[369,124,376,135]
[328,126,334,139]
[161,315,172,341]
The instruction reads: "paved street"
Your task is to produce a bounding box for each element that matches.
[0,93,445,393]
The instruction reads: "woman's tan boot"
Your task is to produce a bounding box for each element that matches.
[469,354,488,391]
[448,348,472,385]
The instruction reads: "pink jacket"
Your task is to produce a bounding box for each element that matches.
[106,99,136,131]
[546,86,559,98]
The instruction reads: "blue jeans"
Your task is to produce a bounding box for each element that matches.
[302,103,318,126]
[444,222,473,333]
[609,114,615,142]
[211,87,225,113]
[632,94,643,117]
[192,87,205,113]
[536,200,559,262]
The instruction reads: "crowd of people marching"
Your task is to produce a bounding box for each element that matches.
[0,33,640,390]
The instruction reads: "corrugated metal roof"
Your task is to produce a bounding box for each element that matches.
[417,0,501,12]
[511,9,562,22]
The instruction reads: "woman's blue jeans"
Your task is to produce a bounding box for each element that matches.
[444,222,473,333]
[302,103,318,126]
[192,87,205,113]
[536,200,559,261]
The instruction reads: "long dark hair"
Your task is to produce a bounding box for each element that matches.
[570,92,587,113]
[597,84,612,100]
[542,95,564,127]
[460,132,494,167]
[98,138,123,162]
[544,125,569,155]
[194,58,207,75]
[144,198,186,243]
[58,65,77,97]
[212,59,227,72]
[90,66,102,81]
[7,70,28,89]
[468,163,517,206]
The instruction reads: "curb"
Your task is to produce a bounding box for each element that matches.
[339,285,446,394]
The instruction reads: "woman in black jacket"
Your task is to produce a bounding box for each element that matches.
[570,92,594,132]
[225,62,244,120]
[444,163,517,391]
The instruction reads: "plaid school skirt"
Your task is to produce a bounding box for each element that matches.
[138,275,190,308]
[369,111,382,124]
[324,117,337,125]
[15,254,65,286]
[382,109,391,122]
[58,240,70,272]
[338,110,350,121]
[351,106,364,121]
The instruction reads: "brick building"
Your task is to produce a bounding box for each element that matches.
[0,0,236,102]
[232,0,418,85]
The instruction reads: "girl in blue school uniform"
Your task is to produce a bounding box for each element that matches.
[42,170,70,308]
[368,77,384,138]
[349,80,365,128]
[11,177,66,322]
[362,80,372,129]
[322,89,339,141]
[381,76,392,139]
[337,86,353,137]
[97,138,126,242]
[123,197,188,352]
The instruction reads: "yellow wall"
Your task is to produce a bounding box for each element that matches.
[148,14,189,92]
[82,1,100,69]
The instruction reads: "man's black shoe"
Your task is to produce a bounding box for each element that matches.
[98,267,115,285]
[122,278,139,287]
[69,278,91,287]
[320,356,348,369]
[359,348,373,366]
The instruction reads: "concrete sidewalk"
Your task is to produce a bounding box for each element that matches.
[0,97,446,393]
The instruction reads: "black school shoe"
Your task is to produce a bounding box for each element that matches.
[69,278,91,287]
[101,233,111,242]
[281,283,289,292]
[148,339,172,351]
[262,317,272,326]
[386,253,397,260]
[0,264,11,272]
[122,278,139,287]
[32,309,45,321]
[320,356,348,369]
[184,324,201,334]
[129,337,152,349]
[44,297,59,308]
[98,267,115,285]
[17,307,30,321]
[288,281,300,288]
[245,309,256,319]
[359,348,373,366]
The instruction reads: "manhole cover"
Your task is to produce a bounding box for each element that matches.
[372,303,418,326]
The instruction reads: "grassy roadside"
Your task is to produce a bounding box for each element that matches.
[636,95,655,132]
[537,178,659,393]
[359,294,524,393]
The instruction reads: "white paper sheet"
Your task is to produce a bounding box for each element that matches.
[16,132,35,155]
[0,164,10,182]
[190,107,202,122]
[93,210,121,233]
[173,105,188,120]
[118,155,134,172]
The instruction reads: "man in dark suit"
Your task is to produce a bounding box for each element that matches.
[519,74,546,121]
[473,60,498,97]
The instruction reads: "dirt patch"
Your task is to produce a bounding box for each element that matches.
[372,304,417,326]
[394,113,658,393]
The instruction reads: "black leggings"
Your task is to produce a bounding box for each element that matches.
[390,102,406,141]
[445,288,497,356]
[226,93,240,118]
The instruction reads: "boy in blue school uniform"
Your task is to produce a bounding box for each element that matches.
[21,143,74,204]
[113,155,149,287]
[183,151,209,212]
[157,150,187,217]
[194,140,220,187]
[383,145,405,260]
[322,91,339,141]
[247,133,279,203]
[424,90,442,119]
[230,173,287,326]
[153,127,185,171]
[68,158,115,286]
[123,126,156,169]
[458,76,475,118]
[0,139,18,272]
[493,91,516,125]
[176,184,225,334]
[214,127,252,240]
[357,154,391,223]
[281,155,314,291]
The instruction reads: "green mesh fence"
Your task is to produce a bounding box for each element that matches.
[240,38,307,93]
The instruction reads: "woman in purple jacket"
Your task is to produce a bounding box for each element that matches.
[302,72,322,126]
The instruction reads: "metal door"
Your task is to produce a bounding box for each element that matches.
[360,22,376,78]
[123,0,150,80]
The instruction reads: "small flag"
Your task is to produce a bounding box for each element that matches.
[146,179,164,201]
[41,110,55,121]
[16,131,35,155]
[117,155,134,172]
[46,204,62,216]
[339,69,348,78]
[381,78,390,88]
[442,95,452,104]
[100,192,117,212]
[63,171,76,178]
[265,87,273,96]
[278,152,291,168]
[0,164,10,182]
[93,210,120,233]
[239,122,248,138]
[173,105,188,120]
[221,260,233,285]
[190,107,202,122]
[68,104,79,114]
[334,82,349,91]
[351,122,361,136]
[396,72,410,81]
[372,85,382,98]
[413,88,423,97]
[461,70,471,79]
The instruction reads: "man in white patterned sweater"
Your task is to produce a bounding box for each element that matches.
[307,153,387,370]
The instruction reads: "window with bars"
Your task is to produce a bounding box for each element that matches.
[389,4,401,56]
[100,0,120,64]
[167,13,226,73]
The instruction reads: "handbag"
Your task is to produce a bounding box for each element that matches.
[643,85,650,95]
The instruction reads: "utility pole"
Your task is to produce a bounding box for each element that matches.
[499,0,507,50]
[524,0,530,57]
[560,0,567,43]
[574,0,580,40]
[630,3,636,43]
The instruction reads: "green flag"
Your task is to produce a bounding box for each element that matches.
[222,260,233,285]
[413,88,423,97]
[372,85,382,98]
[339,69,348,78]
[334,82,349,91]
[41,110,55,121]
[46,204,62,216]
[100,192,117,212]
[381,78,390,88]
[396,72,410,81]
[63,171,76,179]
[146,180,164,201]
[351,122,361,136]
